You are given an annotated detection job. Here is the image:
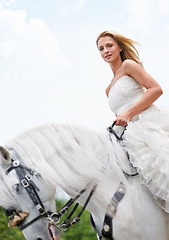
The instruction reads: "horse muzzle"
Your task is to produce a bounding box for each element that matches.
[48,224,61,240]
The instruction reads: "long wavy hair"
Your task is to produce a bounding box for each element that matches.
[96,31,143,67]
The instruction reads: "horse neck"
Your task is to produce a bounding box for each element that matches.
[6,124,128,212]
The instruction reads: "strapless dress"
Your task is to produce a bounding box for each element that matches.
[108,75,169,212]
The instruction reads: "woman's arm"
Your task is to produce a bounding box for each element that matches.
[115,60,163,126]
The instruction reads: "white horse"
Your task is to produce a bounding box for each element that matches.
[0,123,169,240]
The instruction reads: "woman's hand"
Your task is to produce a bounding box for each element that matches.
[114,110,133,126]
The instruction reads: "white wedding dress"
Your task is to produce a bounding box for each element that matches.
[108,75,169,212]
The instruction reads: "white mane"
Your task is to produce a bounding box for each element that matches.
[2,123,130,209]
[0,164,19,208]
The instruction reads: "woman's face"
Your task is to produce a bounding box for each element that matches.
[97,36,122,64]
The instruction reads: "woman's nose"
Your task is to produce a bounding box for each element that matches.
[103,47,109,53]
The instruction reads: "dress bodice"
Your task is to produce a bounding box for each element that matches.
[108,75,145,116]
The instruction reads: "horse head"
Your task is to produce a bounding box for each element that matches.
[0,146,61,240]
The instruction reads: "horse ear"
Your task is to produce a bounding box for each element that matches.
[0,146,11,165]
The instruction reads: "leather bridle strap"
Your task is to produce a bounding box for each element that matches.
[100,182,126,240]
[6,159,45,212]
[61,184,97,230]
[19,213,43,231]
[90,182,126,240]
[5,159,48,230]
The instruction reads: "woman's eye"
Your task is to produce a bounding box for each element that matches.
[107,44,113,48]
[99,47,104,51]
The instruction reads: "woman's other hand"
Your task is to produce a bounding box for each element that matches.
[114,110,133,126]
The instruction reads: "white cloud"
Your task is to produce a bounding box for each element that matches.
[0,8,68,86]
[4,0,16,6]
[55,0,85,17]
[126,0,149,30]
[126,0,169,33]
[0,0,16,8]
[0,7,71,143]
[71,0,85,12]
[159,0,169,16]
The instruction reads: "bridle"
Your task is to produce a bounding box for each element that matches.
[5,157,54,231]
[4,154,97,232]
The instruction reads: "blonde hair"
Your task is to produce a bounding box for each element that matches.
[96,31,143,67]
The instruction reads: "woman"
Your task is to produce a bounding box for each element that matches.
[97,30,169,212]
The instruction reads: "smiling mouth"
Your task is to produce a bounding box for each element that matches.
[105,54,112,59]
[48,224,61,240]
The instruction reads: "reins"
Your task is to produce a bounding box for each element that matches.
[107,122,138,178]
[107,121,125,141]
[57,184,97,231]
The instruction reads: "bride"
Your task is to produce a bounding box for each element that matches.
[96,30,169,213]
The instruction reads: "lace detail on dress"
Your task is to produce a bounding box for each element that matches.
[108,75,145,115]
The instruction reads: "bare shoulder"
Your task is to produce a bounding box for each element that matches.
[121,59,142,75]
[121,59,148,84]
[120,59,162,90]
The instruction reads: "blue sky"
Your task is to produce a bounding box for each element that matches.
[0,0,169,144]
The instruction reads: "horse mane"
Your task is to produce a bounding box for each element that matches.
[0,164,19,208]
[3,123,129,208]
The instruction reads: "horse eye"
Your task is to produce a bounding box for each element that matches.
[13,184,20,193]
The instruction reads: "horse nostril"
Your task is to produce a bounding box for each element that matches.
[37,238,43,240]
